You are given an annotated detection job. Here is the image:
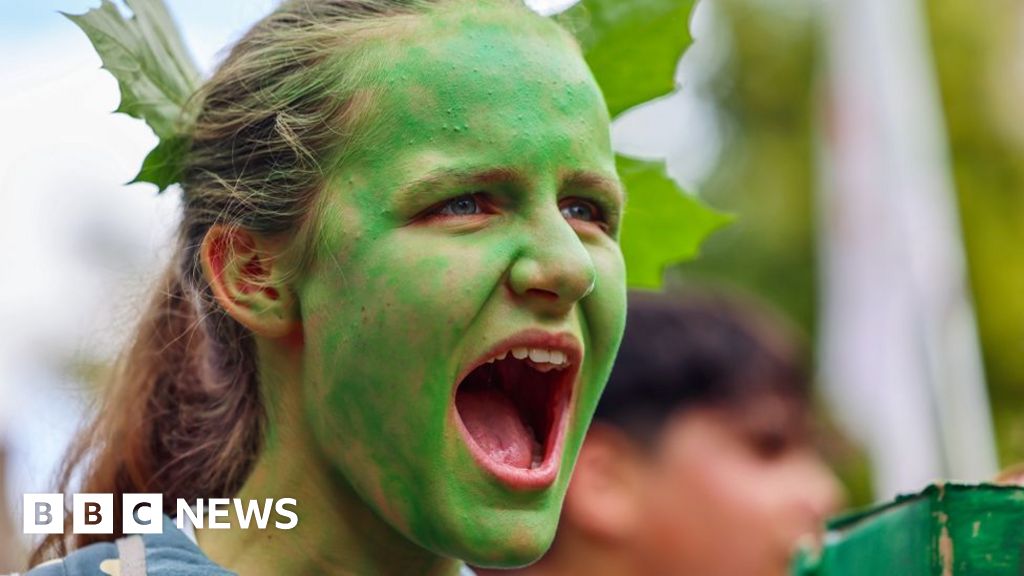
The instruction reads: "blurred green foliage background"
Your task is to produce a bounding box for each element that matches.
[669,0,1024,505]
[927,0,1024,472]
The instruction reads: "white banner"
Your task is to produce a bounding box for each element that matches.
[818,0,997,498]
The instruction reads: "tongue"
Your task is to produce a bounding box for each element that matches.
[458,387,535,469]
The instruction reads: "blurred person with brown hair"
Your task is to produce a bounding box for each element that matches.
[478,290,843,576]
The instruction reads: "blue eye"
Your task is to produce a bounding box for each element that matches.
[560,199,602,223]
[438,195,483,216]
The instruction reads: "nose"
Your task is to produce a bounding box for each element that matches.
[507,209,597,316]
[799,459,845,527]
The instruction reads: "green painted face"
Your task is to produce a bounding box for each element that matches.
[295,3,626,567]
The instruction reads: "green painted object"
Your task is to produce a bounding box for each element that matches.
[793,483,1024,575]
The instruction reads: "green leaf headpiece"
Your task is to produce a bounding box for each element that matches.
[66,0,200,192]
[561,0,732,288]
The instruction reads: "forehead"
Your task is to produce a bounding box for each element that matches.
[349,4,613,174]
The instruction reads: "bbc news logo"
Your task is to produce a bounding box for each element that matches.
[23,494,298,535]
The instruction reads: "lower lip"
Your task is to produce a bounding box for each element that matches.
[454,387,573,491]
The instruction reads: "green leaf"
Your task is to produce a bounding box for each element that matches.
[617,155,733,289]
[561,0,729,288]
[130,133,189,190]
[560,0,696,117]
[65,0,200,191]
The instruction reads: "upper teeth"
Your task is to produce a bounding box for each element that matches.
[486,347,569,367]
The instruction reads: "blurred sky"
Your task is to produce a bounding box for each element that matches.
[0,0,720,532]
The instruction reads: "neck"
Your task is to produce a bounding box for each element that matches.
[196,340,462,576]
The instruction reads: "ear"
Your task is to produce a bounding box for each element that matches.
[562,424,645,542]
[200,224,299,339]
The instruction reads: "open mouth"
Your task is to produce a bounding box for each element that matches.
[454,333,580,490]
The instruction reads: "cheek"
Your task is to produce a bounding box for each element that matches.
[568,245,625,450]
[681,448,796,528]
[309,228,507,349]
[579,243,627,373]
[295,233,520,532]
[681,456,811,574]
[298,232,516,461]
[638,440,789,571]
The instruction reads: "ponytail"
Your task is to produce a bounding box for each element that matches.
[31,234,264,563]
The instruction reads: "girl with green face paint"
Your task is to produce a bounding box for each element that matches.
[32,1,626,574]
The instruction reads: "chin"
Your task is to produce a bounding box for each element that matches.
[399,483,568,568]
[456,514,558,568]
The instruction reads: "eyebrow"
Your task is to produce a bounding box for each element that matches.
[562,170,626,203]
[396,166,625,204]
[395,167,527,204]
